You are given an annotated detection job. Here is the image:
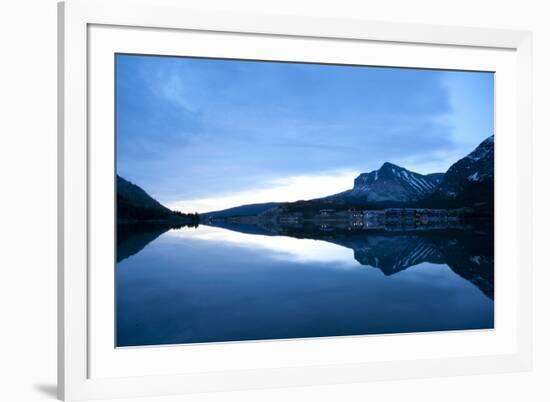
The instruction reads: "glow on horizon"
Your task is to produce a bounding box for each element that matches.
[167,170,359,214]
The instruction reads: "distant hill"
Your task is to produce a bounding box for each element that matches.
[201,202,283,220]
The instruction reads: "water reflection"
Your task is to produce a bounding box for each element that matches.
[168,225,356,266]
[116,221,494,346]
[117,221,198,263]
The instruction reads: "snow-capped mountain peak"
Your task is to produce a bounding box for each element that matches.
[323,135,493,206]
[334,162,443,203]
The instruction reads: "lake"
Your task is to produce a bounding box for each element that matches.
[116,223,494,347]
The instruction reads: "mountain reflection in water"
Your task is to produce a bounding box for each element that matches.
[116,220,494,347]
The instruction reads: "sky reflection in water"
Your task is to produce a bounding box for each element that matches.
[166,225,357,267]
[116,225,494,347]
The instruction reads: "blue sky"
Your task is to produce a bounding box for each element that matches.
[116,54,493,213]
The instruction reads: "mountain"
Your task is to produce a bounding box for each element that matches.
[431,135,494,207]
[117,175,186,222]
[201,202,283,220]
[118,175,171,212]
[201,135,494,218]
[328,162,444,203]
[320,135,493,208]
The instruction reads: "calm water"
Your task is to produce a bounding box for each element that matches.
[116,224,494,347]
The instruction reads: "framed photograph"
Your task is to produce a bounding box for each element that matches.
[58,0,533,400]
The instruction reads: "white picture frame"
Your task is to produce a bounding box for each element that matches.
[58,0,533,400]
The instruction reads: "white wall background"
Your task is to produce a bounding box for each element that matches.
[0,0,548,401]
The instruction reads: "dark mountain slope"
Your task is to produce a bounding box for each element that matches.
[117,175,171,211]
[429,135,494,212]
[117,175,175,221]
